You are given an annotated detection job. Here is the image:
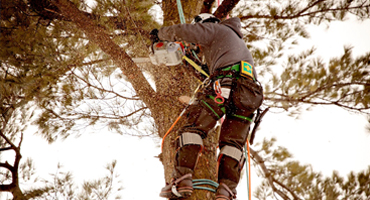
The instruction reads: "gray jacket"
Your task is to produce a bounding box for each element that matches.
[158,17,257,80]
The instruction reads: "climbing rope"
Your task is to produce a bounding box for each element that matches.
[245,140,252,200]
[193,179,219,193]
[176,0,186,24]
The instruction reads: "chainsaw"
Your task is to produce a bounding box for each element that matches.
[149,41,185,66]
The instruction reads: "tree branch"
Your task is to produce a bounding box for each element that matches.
[240,3,370,20]
[0,129,24,197]
[0,130,17,151]
[200,0,215,14]
[272,177,302,200]
[70,107,148,120]
[28,0,151,34]
[250,147,300,200]
[0,183,14,192]
[51,0,160,117]
[213,0,241,20]
[68,68,141,101]
[295,0,325,17]
[0,162,14,171]
[265,95,370,113]
[0,147,13,152]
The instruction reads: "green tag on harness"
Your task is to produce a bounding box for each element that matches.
[241,61,254,79]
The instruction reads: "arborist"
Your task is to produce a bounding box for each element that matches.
[150,13,264,200]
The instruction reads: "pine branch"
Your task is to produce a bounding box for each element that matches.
[0,147,13,151]
[0,130,17,151]
[240,2,370,20]
[27,0,150,33]
[250,147,300,200]
[69,107,148,120]
[200,0,216,13]
[264,95,370,113]
[298,82,370,100]
[0,183,13,192]
[295,0,326,17]
[272,177,302,200]
[68,67,140,101]
[51,0,159,114]
[0,162,14,171]
[0,130,24,197]
[213,0,241,20]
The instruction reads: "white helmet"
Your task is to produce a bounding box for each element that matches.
[192,13,220,24]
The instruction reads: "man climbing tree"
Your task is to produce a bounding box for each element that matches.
[150,13,263,200]
[2,0,369,199]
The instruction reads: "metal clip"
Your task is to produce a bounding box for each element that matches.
[213,80,224,104]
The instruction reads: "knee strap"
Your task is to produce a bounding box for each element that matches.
[218,145,245,168]
[179,132,203,148]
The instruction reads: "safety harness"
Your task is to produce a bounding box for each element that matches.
[160,1,269,199]
[210,61,256,82]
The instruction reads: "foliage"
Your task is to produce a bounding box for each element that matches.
[1,0,370,199]
[234,0,370,116]
[253,138,370,200]
[265,46,370,114]
[1,161,122,199]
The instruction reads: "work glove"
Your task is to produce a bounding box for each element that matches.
[149,28,160,43]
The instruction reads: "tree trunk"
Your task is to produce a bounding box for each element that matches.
[160,1,219,199]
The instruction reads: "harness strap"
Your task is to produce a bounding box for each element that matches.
[210,62,255,81]
[201,100,223,119]
[232,114,254,122]
[183,55,210,78]
[210,63,240,80]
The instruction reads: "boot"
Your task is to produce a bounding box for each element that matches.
[216,182,237,200]
[160,173,193,199]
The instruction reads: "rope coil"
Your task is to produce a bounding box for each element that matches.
[193,179,219,193]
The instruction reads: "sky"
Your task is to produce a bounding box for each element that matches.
[1,9,370,200]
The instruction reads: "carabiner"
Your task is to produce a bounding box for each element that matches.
[213,80,224,104]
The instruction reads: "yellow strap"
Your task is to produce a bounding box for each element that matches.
[182,55,209,78]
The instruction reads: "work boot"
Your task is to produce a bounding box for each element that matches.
[216,182,237,200]
[160,173,193,199]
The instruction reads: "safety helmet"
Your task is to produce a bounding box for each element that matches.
[192,13,220,24]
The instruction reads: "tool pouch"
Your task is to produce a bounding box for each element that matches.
[231,77,263,112]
